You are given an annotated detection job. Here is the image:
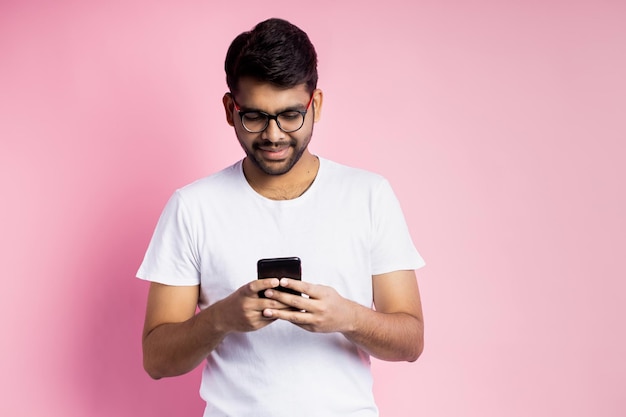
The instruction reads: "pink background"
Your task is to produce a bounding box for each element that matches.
[1,1,625,416]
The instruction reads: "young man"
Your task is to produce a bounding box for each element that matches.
[138,18,425,417]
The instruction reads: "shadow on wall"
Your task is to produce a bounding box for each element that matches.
[70,177,206,417]
[64,93,214,415]
[67,180,203,417]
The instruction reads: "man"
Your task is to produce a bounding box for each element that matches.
[138,17,425,417]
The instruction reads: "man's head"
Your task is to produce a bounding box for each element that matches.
[223,18,323,178]
[225,18,318,94]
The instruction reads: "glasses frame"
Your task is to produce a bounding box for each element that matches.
[231,94,314,133]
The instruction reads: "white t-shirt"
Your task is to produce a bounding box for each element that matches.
[137,157,425,417]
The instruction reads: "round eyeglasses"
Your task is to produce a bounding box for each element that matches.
[232,95,313,133]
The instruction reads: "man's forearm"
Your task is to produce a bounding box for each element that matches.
[143,306,226,379]
[343,304,424,362]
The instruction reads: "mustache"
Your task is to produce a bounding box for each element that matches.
[253,139,296,149]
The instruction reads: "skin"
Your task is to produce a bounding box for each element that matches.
[142,79,424,379]
[224,78,323,199]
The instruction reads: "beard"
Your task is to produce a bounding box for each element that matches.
[239,128,313,176]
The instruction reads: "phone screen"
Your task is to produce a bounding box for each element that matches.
[257,257,302,298]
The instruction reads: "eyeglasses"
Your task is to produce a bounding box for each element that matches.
[232,95,313,133]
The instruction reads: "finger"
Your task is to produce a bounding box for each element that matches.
[279,278,315,296]
[266,308,311,324]
[260,297,290,310]
[266,289,311,312]
[252,278,280,296]
[261,307,294,318]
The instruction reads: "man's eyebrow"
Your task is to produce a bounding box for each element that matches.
[239,103,307,113]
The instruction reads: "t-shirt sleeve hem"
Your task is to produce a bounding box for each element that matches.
[136,269,200,286]
[371,259,426,276]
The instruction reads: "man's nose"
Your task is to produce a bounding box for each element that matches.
[262,118,285,142]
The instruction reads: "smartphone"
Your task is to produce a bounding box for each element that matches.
[257,257,302,298]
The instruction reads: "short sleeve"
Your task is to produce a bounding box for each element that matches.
[370,179,425,275]
[136,190,201,286]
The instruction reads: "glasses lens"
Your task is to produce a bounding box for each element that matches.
[240,110,306,133]
[242,112,268,133]
[277,111,305,133]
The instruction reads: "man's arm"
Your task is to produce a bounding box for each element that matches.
[347,270,424,361]
[262,270,424,362]
[142,278,285,379]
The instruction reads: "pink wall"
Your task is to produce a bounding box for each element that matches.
[1,1,625,416]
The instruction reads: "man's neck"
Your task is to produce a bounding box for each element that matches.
[243,152,320,200]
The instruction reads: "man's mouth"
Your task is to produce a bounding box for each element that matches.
[256,143,292,160]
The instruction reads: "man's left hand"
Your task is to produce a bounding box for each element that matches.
[261,278,359,333]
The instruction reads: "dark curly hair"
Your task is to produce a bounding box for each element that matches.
[225,18,318,94]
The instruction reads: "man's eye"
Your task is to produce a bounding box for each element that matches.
[280,111,300,120]
[244,113,264,121]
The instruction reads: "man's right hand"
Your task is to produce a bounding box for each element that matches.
[209,277,289,333]
[142,277,286,379]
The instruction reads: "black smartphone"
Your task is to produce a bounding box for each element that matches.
[257,257,302,298]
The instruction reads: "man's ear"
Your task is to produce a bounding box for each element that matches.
[223,93,235,126]
[312,89,323,122]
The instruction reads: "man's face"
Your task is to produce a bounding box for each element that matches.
[224,78,322,176]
